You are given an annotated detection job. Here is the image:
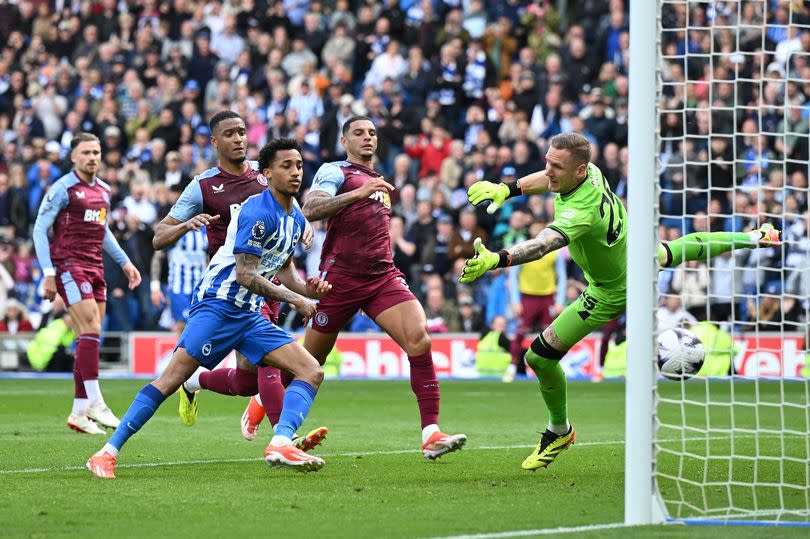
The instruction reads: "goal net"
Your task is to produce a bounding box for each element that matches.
[653,0,810,525]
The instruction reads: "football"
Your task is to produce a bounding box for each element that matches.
[656,328,705,381]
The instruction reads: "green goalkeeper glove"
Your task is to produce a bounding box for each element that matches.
[467,181,510,215]
[459,238,500,283]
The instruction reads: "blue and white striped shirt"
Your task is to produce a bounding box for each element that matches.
[192,190,306,311]
[168,229,208,295]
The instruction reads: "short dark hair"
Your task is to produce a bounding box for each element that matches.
[342,115,374,136]
[258,138,302,171]
[550,132,591,166]
[70,132,100,150]
[209,110,243,133]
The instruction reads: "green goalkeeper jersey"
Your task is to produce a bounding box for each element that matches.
[548,162,628,290]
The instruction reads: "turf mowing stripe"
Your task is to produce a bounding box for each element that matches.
[0,434,783,475]
[418,522,628,538]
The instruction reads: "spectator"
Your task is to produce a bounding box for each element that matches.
[0,298,34,334]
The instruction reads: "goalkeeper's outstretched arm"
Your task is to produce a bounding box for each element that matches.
[505,227,566,266]
[459,228,566,283]
[467,171,551,214]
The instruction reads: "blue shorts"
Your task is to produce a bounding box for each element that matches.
[177,299,295,370]
[169,291,192,322]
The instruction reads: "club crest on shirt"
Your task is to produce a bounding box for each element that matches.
[369,190,391,208]
[257,175,268,186]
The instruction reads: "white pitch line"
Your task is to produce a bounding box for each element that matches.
[418,522,629,538]
[1,433,800,475]
[0,440,616,475]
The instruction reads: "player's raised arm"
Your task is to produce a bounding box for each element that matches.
[467,171,551,215]
[152,179,220,250]
[302,162,393,222]
[459,228,566,284]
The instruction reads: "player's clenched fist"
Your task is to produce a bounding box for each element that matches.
[305,276,331,299]
[358,178,394,198]
[467,181,510,215]
[459,238,500,283]
[186,213,220,231]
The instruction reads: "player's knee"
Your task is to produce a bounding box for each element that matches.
[527,335,565,372]
[306,362,324,388]
[404,330,431,356]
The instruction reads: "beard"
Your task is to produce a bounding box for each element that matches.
[224,153,246,165]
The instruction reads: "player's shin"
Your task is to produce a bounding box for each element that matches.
[199,368,259,396]
[408,352,440,430]
[76,333,101,401]
[100,384,167,456]
[525,338,569,434]
[659,232,755,267]
[257,366,284,426]
[271,380,317,445]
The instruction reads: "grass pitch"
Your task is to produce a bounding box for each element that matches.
[1,378,807,538]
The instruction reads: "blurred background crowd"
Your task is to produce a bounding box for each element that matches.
[0,0,807,349]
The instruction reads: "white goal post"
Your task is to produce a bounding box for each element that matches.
[627,0,810,527]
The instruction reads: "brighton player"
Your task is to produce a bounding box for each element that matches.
[87,138,330,478]
[150,210,207,333]
[243,116,467,459]
[460,132,781,470]
[33,132,142,434]
[152,111,325,451]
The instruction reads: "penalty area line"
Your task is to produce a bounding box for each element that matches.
[418,522,628,538]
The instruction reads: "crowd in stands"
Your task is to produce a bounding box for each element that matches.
[0,0,807,342]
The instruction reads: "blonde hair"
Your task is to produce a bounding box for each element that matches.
[550,132,591,167]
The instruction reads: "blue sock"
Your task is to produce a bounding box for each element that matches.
[274,380,317,440]
[108,384,167,452]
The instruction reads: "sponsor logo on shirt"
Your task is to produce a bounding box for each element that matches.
[83,207,107,223]
[212,183,225,193]
[75,190,86,200]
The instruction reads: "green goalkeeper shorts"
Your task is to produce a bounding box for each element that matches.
[551,283,626,348]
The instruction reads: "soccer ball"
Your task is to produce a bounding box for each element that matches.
[656,328,705,381]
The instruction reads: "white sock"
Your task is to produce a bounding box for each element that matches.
[422,424,440,444]
[98,443,119,458]
[255,394,263,407]
[270,435,292,446]
[83,380,103,404]
[72,398,88,415]
[185,369,202,392]
[548,421,571,436]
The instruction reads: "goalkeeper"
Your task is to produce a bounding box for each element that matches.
[460,132,781,471]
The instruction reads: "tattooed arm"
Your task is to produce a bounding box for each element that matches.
[234,253,316,320]
[303,177,394,222]
[301,191,362,222]
[459,228,567,283]
[506,228,568,266]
